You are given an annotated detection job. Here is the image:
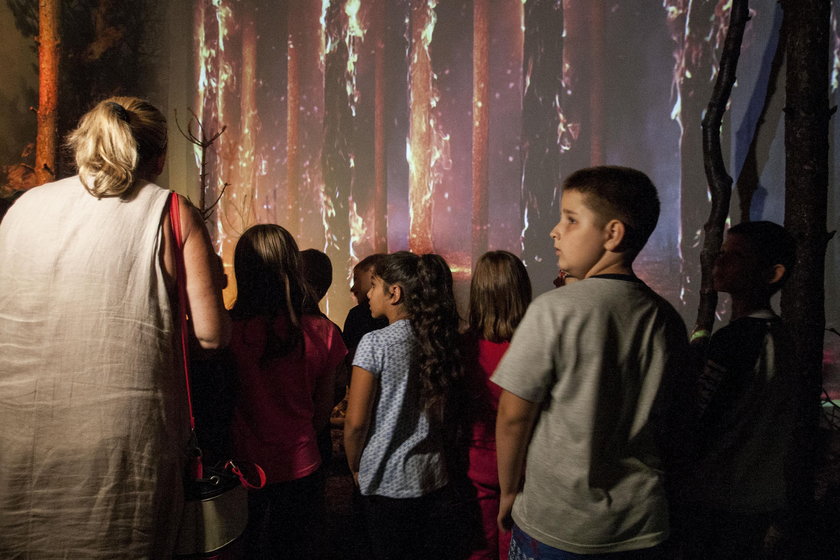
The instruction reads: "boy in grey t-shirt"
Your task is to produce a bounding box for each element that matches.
[493,166,688,557]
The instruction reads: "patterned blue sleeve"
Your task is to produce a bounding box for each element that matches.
[353,330,382,379]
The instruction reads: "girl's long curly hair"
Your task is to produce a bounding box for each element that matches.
[231,224,316,364]
[375,251,463,425]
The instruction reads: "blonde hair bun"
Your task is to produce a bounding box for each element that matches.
[67,97,167,198]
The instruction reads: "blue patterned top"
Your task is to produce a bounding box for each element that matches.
[352,319,448,498]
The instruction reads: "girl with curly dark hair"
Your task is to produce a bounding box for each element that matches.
[344,251,465,559]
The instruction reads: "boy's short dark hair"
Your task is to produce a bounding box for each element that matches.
[563,166,660,256]
[727,221,796,292]
[356,253,385,274]
[300,248,333,301]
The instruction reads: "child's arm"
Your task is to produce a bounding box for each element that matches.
[313,362,338,433]
[496,389,540,532]
[344,365,378,486]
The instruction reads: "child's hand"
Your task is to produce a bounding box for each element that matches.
[497,492,516,532]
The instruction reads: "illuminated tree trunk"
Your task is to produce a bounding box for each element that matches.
[194,0,212,213]
[36,0,59,185]
[520,0,564,285]
[236,11,258,231]
[670,0,719,310]
[693,0,749,343]
[780,0,832,534]
[588,1,605,165]
[407,0,436,255]
[472,0,489,261]
[373,0,388,253]
[323,0,353,274]
[287,7,302,235]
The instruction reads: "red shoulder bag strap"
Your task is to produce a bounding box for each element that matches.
[169,192,203,480]
[169,192,265,488]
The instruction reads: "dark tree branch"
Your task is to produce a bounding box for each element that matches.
[174,108,228,222]
[693,0,750,346]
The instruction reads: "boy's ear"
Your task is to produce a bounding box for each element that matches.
[603,219,626,252]
[768,263,786,286]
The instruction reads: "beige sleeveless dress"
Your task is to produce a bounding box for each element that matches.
[0,176,188,558]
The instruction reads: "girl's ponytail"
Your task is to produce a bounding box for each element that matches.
[67,97,167,198]
[377,251,463,425]
[412,254,463,424]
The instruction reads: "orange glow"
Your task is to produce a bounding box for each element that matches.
[407,0,451,255]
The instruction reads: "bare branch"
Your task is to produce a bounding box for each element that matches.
[174,108,229,219]
[693,0,750,345]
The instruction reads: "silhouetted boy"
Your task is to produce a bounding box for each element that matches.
[681,221,798,560]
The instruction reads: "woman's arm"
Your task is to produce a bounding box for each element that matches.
[344,366,378,486]
[178,196,231,349]
[496,389,539,531]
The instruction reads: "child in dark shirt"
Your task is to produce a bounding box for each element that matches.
[681,221,799,560]
[343,254,389,356]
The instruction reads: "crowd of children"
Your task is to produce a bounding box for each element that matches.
[210,165,800,560]
[0,92,804,560]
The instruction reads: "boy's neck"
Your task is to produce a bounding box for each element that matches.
[730,294,773,320]
[584,261,634,279]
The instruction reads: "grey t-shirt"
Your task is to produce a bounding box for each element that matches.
[492,276,687,554]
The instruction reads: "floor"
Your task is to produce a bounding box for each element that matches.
[319,427,371,559]
[319,426,840,560]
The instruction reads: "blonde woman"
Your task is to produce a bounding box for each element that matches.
[0,97,230,558]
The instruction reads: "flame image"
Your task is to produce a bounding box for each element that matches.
[182,0,768,318]
[665,0,731,134]
[407,0,451,255]
[831,6,840,93]
[194,0,241,305]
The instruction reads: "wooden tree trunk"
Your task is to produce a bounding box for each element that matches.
[670,0,718,310]
[372,0,388,253]
[407,0,436,255]
[36,0,59,185]
[693,0,750,343]
[371,0,388,253]
[520,0,564,286]
[237,10,258,230]
[780,0,833,534]
[587,1,605,166]
[471,0,489,262]
[323,0,353,281]
[287,5,302,236]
